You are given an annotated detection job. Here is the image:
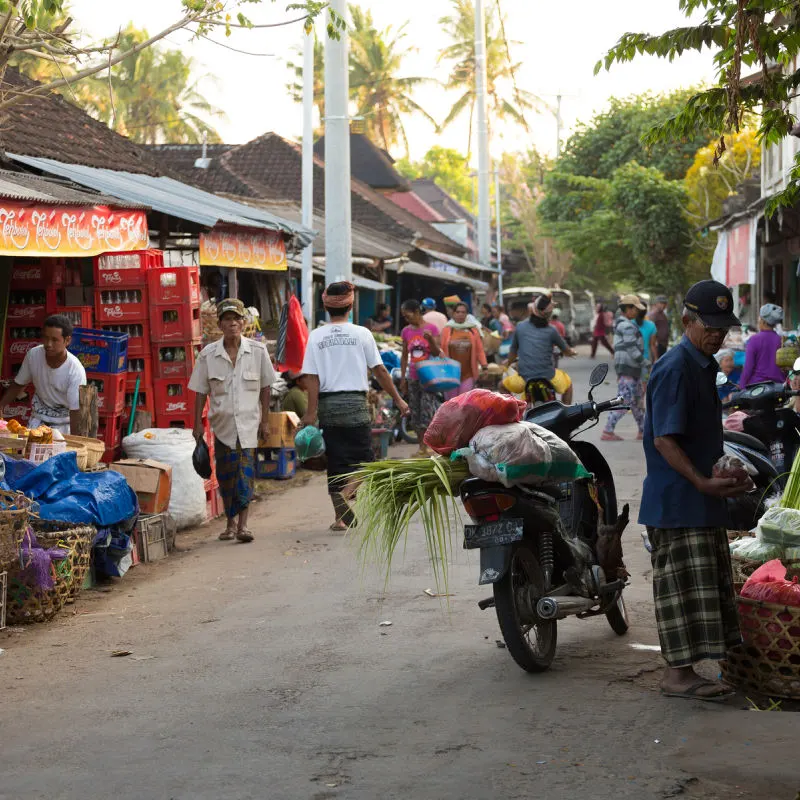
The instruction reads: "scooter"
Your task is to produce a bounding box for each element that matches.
[460,363,630,673]
[372,369,418,445]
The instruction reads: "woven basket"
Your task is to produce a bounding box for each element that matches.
[65,443,89,471]
[6,520,95,623]
[0,490,33,570]
[63,435,104,468]
[721,596,800,699]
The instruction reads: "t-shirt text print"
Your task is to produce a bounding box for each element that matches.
[302,322,383,393]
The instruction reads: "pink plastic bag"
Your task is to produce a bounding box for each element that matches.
[741,559,800,607]
[723,411,748,432]
[423,389,526,456]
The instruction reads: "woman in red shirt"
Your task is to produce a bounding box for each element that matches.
[591,302,614,358]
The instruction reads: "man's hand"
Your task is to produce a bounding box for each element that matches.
[192,425,204,441]
[258,421,270,443]
[564,348,577,358]
[300,413,316,428]
[397,398,410,417]
[699,476,750,498]
[423,330,434,343]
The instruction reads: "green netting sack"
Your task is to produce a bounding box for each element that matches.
[295,425,326,462]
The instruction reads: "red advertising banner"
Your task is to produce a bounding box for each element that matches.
[199,228,287,271]
[0,202,148,257]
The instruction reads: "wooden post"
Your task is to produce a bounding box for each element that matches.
[75,384,98,438]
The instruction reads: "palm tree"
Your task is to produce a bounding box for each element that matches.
[285,36,325,126]
[438,0,539,154]
[348,6,436,154]
[9,3,74,84]
[80,25,223,145]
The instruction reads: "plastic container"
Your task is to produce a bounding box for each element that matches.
[93,250,158,289]
[68,328,129,374]
[416,358,461,393]
[149,303,201,343]
[153,378,195,419]
[153,341,201,379]
[147,266,201,306]
[86,371,127,416]
[54,305,93,329]
[94,287,149,324]
[99,321,150,358]
[255,447,297,480]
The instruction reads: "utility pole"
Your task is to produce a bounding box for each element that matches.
[494,167,503,303]
[474,0,491,270]
[301,26,315,325]
[324,0,352,287]
[555,94,562,159]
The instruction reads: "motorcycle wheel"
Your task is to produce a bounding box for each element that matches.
[399,415,418,445]
[493,543,557,672]
[605,592,629,636]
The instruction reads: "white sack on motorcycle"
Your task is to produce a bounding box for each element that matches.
[453,421,591,488]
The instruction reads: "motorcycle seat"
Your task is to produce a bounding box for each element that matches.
[724,430,768,454]
[461,476,562,501]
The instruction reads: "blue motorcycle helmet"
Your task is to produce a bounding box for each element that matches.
[421,298,436,310]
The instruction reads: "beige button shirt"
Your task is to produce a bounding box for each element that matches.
[189,336,276,449]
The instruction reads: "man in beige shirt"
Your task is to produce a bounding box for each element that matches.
[189,299,276,542]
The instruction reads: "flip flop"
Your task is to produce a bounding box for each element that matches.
[235,528,254,543]
[218,527,236,541]
[661,679,735,702]
[329,521,348,532]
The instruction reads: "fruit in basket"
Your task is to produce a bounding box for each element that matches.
[7,419,25,435]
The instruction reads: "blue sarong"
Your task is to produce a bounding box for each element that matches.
[214,439,255,519]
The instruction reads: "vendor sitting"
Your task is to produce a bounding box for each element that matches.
[281,371,308,418]
[0,314,86,434]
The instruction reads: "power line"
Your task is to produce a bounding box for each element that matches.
[194,31,276,57]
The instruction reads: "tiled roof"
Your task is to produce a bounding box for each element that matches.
[385,190,445,222]
[313,133,409,191]
[0,68,163,175]
[147,134,463,253]
[412,178,475,223]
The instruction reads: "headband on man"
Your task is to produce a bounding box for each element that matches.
[322,282,355,309]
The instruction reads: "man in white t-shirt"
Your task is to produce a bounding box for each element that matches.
[0,314,87,434]
[302,281,409,530]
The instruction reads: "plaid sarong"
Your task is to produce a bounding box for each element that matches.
[215,438,256,520]
[648,526,741,667]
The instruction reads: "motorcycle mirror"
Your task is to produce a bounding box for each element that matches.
[589,363,609,387]
[716,371,729,388]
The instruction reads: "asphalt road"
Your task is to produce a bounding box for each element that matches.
[1,348,798,800]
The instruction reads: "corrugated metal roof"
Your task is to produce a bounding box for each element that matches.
[419,246,498,274]
[10,154,315,249]
[0,169,149,208]
[393,261,488,291]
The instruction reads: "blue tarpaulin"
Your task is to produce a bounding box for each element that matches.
[0,451,138,526]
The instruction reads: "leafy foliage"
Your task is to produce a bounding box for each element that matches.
[395,146,474,210]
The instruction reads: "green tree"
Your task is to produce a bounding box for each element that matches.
[348,5,435,154]
[396,145,473,210]
[438,0,539,154]
[80,25,223,144]
[597,1,800,210]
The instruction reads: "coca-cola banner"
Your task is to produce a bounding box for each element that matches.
[0,201,148,257]
[199,227,287,271]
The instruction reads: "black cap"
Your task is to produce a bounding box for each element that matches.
[684,280,740,328]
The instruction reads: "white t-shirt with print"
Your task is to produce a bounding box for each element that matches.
[15,345,87,424]
[302,322,382,393]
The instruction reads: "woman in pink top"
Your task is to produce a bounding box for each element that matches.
[400,299,441,456]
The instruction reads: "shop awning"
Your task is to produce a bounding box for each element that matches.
[393,261,488,291]
[418,246,498,274]
[304,264,392,291]
[10,154,316,249]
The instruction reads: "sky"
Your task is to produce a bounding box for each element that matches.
[67,0,719,162]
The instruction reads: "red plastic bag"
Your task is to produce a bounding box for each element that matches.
[741,559,800,607]
[276,295,309,374]
[423,389,526,456]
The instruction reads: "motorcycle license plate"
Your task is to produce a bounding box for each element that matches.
[463,519,523,550]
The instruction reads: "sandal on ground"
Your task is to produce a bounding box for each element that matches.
[218,526,236,541]
[235,528,254,543]
[601,432,624,442]
[329,520,349,531]
[661,679,735,702]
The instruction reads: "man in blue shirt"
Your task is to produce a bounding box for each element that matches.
[641,280,750,701]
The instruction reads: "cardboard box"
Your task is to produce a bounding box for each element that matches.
[260,411,299,448]
[109,458,172,514]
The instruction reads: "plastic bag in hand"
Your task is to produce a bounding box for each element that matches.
[192,437,212,479]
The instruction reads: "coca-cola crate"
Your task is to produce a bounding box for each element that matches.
[154,411,193,430]
[1,360,24,381]
[148,266,201,306]
[94,287,148,324]
[98,321,149,358]
[6,287,57,328]
[149,303,201,343]
[4,329,40,365]
[126,355,153,391]
[97,413,123,450]
[54,306,93,329]
[102,446,122,465]
[69,328,128,374]
[10,260,66,289]
[153,340,201,379]
[93,251,157,289]
[0,381,33,424]
[153,378,195,419]
[122,387,155,424]
[86,371,126,416]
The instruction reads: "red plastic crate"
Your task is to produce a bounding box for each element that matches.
[148,266,201,306]
[94,251,156,289]
[54,306,93,329]
[153,340,201,379]
[0,381,33,424]
[99,321,149,358]
[94,287,148,324]
[10,260,66,289]
[6,287,57,328]
[102,445,122,465]
[97,413,123,449]
[86,371,126,416]
[154,411,193,430]
[122,387,155,425]
[149,303,201,343]
[153,378,195,419]
[4,331,40,362]
[126,355,153,391]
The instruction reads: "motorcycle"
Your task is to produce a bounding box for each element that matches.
[720,373,800,530]
[372,369,418,445]
[460,363,630,673]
